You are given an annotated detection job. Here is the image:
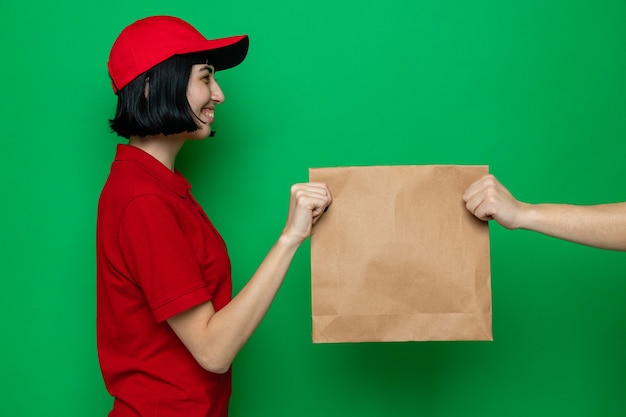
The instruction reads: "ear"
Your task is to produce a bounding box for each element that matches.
[143,77,150,98]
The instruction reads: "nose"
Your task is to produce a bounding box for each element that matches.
[211,78,225,104]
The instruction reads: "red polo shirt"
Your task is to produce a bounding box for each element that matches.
[96,144,232,416]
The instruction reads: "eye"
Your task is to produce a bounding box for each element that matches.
[202,64,216,83]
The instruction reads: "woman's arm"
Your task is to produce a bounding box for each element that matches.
[463,174,626,251]
[167,182,332,373]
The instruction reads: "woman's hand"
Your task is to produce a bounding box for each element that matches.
[281,182,332,246]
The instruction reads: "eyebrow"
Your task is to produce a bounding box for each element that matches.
[200,65,215,74]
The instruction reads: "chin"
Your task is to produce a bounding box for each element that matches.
[187,127,212,140]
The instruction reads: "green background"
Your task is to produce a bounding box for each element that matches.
[1,0,625,416]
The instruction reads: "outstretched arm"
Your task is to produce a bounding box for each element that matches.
[168,182,332,373]
[463,174,626,251]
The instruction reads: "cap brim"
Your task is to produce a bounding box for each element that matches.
[198,35,249,71]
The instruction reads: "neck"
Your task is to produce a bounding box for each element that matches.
[128,135,186,171]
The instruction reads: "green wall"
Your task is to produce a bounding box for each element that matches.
[1,0,625,416]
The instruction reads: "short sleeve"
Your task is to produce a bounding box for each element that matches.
[119,194,212,322]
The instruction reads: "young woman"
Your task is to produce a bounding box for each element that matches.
[97,16,332,417]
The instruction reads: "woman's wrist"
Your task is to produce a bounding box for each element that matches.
[276,232,304,252]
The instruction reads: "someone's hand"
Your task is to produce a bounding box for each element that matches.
[463,174,527,229]
[281,182,332,245]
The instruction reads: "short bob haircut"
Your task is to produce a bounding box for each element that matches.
[109,51,212,139]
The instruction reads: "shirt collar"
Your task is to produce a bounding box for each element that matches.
[114,144,190,197]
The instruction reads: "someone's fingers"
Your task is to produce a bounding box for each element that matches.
[472,199,496,222]
[294,182,330,196]
[309,198,332,225]
[465,192,494,221]
[292,183,332,211]
[463,174,497,202]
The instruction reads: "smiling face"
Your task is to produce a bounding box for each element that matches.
[185,63,225,139]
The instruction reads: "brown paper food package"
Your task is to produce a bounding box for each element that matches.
[309,165,492,343]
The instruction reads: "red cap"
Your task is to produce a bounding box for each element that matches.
[108,16,249,93]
